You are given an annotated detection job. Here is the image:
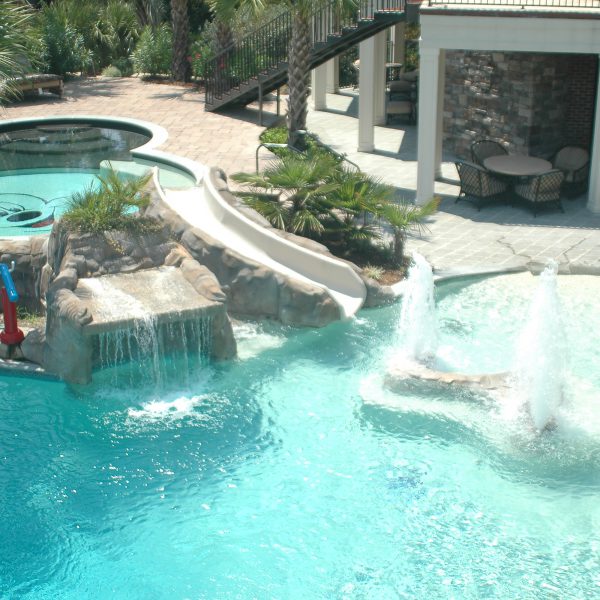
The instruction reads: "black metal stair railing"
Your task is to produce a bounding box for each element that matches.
[205,0,405,107]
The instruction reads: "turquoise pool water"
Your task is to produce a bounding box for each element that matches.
[0,170,100,235]
[1,274,599,598]
[0,123,196,236]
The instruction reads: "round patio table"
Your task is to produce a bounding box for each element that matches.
[484,154,552,176]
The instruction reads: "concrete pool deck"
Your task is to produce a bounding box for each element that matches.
[3,77,600,275]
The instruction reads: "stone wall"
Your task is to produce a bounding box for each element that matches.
[565,54,598,149]
[444,51,596,159]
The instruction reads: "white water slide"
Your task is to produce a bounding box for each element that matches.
[161,168,367,319]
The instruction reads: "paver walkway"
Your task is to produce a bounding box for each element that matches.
[3,78,600,275]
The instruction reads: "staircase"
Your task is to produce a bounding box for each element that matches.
[204,0,406,112]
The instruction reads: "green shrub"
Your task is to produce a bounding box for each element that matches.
[62,169,159,235]
[111,57,133,77]
[38,6,92,75]
[98,0,139,69]
[131,24,172,78]
[362,264,385,281]
[101,65,122,77]
[189,38,214,80]
[259,127,323,157]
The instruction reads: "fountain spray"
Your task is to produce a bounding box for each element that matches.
[398,252,438,362]
[513,261,567,431]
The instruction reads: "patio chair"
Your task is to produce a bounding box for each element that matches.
[552,145,589,198]
[455,160,508,210]
[470,139,508,167]
[386,99,415,124]
[388,79,414,101]
[514,169,565,216]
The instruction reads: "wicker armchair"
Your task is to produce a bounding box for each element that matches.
[514,169,565,216]
[552,146,589,198]
[470,140,508,167]
[455,160,508,210]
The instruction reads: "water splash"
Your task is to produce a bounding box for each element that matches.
[512,261,568,431]
[398,252,438,362]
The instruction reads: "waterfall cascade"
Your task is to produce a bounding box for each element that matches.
[77,267,220,384]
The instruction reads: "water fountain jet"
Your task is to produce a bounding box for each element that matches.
[512,261,567,431]
[398,252,438,362]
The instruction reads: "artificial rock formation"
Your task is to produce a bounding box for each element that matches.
[144,168,395,327]
[28,220,237,384]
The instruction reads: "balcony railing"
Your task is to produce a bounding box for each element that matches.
[428,0,600,7]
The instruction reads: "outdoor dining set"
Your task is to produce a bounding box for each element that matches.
[455,140,590,216]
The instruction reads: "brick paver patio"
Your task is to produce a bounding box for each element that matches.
[3,77,600,275]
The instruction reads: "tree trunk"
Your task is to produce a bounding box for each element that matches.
[287,13,311,150]
[214,18,234,53]
[393,228,405,265]
[171,0,190,82]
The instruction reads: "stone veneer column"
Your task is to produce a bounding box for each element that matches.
[358,36,377,152]
[417,46,443,205]
[311,62,328,111]
[587,58,600,213]
[326,57,339,94]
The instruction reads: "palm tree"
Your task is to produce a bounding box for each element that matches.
[207,0,240,53]
[0,0,35,104]
[233,153,439,264]
[379,197,440,265]
[131,0,165,28]
[232,151,343,237]
[171,0,191,82]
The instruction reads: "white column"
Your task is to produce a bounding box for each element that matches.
[311,63,328,111]
[326,57,339,94]
[434,49,446,179]
[416,46,442,205]
[392,23,406,65]
[587,58,600,213]
[358,36,376,152]
[374,30,387,126]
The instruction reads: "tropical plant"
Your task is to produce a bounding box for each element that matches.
[62,169,159,235]
[0,1,34,103]
[35,1,93,75]
[232,151,343,237]
[101,65,122,77]
[97,0,140,70]
[234,144,439,266]
[379,196,440,264]
[189,37,214,80]
[131,23,173,77]
[362,264,384,281]
[131,0,166,28]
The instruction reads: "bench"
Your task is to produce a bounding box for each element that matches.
[13,74,64,98]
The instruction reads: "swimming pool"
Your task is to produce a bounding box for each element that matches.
[1,273,598,598]
[0,119,197,236]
